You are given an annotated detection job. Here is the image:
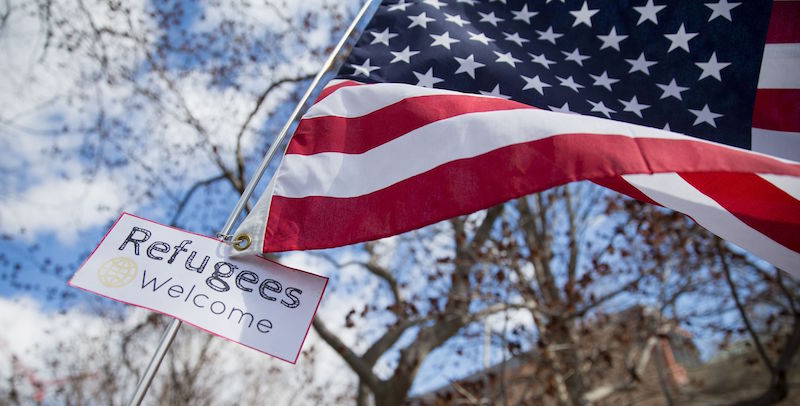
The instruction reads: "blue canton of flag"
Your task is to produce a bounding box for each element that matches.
[338,0,771,150]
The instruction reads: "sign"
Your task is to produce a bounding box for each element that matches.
[69,213,328,363]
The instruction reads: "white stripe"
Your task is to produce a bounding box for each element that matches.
[303,83,496,119]
[276,108,708,199]
[752,127,800,163]
[759,173,800,201]
[324,79,352,88]
[622,173,800,275]
[757,44,800,88]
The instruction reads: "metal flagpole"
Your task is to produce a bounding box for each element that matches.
[127,1,379,404]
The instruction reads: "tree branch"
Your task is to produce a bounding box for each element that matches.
[717,239,775,372]
[311,318,381,392]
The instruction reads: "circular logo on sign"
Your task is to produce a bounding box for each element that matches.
[97,257,138,288]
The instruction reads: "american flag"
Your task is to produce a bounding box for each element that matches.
[236,0,800,273]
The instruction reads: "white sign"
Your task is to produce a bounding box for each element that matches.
[69,213,328,363]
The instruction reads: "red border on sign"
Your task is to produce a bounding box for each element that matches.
[68,212,329,364]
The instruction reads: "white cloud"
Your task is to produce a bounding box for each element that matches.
[0,175,126,243]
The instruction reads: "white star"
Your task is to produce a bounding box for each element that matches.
[494,51,522,67]
[625,53,657,75]
[706,0,740,22]
[468,31,494,46]
[351,59,379,77]
[522,75,551,95]
[430,32,460,50]
[370,28,398,46]
[537,27,563,44]
[570,1,599,27]
[388,0,412,12]
[444,13,470,27]
[423,0,446,9]
[390,46,419,64]
[665,24,698,53]
[413,68,444,88]
[512,4,538,23]
[457,0,477,5]
[557,75,584,92]
[588,100,616,118]
[598,27,628,51]
[689,104,723,127]
[504,32,529,47]
[454,54,485,78]
[408,12,435,29]
[656,79,689,100]
[663,123,671,131]
[590,71,619,91]
[480,84,511,99]
[619,96,650,118]
[696,52,730,81]
[489,0,507,3]
[549,102,575,114]
[633,0,666,25]
[562,48,589,66]
[479,11,503,26]
[530,52,555,69]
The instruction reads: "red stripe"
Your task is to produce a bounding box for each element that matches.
[681,172,800,253]
[289,95,532,155]
[592,176,661,206]
[766,1,800,44]
[314,80,363,103]
[263,133,800,252]
[752,89,800,132]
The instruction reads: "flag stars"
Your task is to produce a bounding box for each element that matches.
[570,1,599,27]
[504,32,529,47]
[598,27,628,51]
[413,68,444,88]
[706,0,741,22]
[625,53,657,75]
[530,52,555,69]
[444,13,470,27]
[370,28,398,46]
[696,52,730,81]
[468,32,494,46]
[537,27,563,44]
[388,0,412,12]
[494,51,522,67]
[689,104,723,127]
[430,32,460,50]
[408,12,435,29]
[590,71,619,91]
[479,11,503,26]
[549,102,574,114]
[657,79,689,100]
[634,0,666,25]
[454,54,485,78]
[512,5,537,23]
[390,46,419,64]
[351,59,380,77]
[480,84,511,99]
[588,100,616,118]
[457,0,477,5]
[665,24,698,53]
[423,0,447,9]
[562,48,589,66]
[557,75,584,92]
[522,75,551,95]
[620,96,650,118]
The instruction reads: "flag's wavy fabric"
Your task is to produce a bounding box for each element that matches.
[234,0,799,273]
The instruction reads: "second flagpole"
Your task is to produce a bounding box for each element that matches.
[127,1,380,404]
